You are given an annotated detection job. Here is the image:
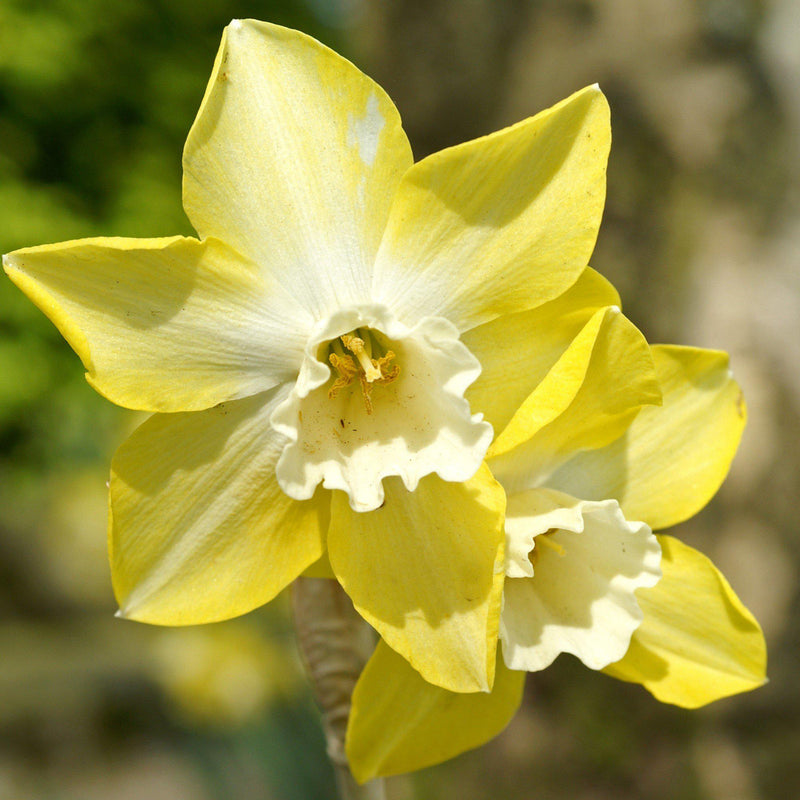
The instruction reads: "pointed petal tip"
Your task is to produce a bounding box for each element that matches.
[603,535,767,707]
[572,83,607,109]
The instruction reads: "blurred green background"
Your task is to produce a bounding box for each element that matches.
[1,1,798,798]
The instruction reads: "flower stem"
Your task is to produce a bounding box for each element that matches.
[291,576,386,800]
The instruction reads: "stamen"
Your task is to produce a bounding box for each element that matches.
[359,374,374,415]
[328,353,357,399]
[529,529,566,569]
[375,351,400,383]
[327,330,401,414]
[536,535,566,557]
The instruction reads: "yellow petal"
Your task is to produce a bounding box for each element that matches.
[3,236,310,412]
[603,535,766,708]
[372,86,610,331]
[183,20,413,319]
[328,464,506,693]
[489,307,661,493]
[111,388,328,624]
[547,345,747,530]
[463,267,620,435]
[347,640,524,782]
[302,552,336,580]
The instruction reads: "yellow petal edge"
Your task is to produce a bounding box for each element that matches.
[373,85,611,331]
[3,236,300,412]
[347,640,525,782]
[463,267,620,435]
[488,307,661,493]
[111,392,328,624]
[604,535,767,708]
[328,464,506,694]
[547,344,747,530]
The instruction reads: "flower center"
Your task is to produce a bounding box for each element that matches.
[326,329,400,414]
[270,305,492,512]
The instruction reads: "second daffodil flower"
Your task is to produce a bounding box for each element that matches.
[2,20,612,693]
[345,277,767,781]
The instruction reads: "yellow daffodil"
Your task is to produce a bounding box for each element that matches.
[2,20,612,694]
[345,277,767,782]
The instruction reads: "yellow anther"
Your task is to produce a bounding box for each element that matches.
[328,353,358,399]
[375,351,400,383]
[327,330,401,414]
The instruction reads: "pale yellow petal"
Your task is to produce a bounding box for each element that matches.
[603,535,766,708]
[372,86,610,330]
[328,464,506,693]
[546,345,747,529]
[489,307,661,493]
[3,236,309,412]
[183,20,413,318]
[463,267,620,434]
[111,387,328,624]
[347,640,524,782]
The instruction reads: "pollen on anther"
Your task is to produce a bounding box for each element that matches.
[326,331,401,414]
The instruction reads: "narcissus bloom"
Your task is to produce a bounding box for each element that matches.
[345,278,767,782]
[3,20,613,693]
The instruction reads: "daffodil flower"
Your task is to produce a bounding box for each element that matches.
[345,279,767,782]
[2,20,612,693]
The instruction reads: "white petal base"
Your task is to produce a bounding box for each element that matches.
[271,305,492,511]
[500,488,661,672]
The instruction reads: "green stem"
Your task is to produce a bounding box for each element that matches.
[291,577,386,800]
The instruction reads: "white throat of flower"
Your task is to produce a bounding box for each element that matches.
[271,305,493,512]
[500,487,662,673]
